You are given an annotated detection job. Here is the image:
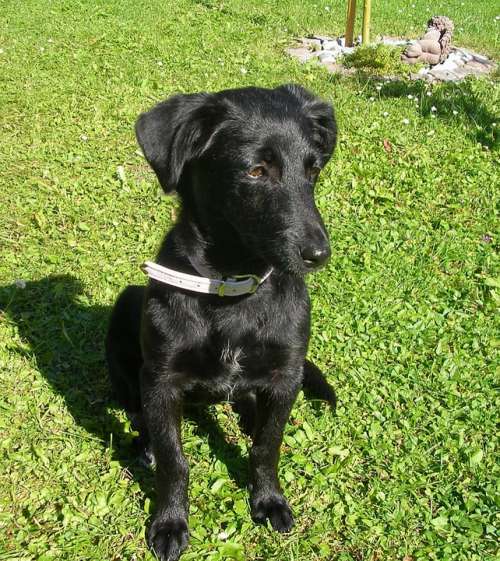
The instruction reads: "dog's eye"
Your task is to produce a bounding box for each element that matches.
[309,167,321,181]
[247,166,266,179]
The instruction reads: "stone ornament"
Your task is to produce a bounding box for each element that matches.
[402,16,454,66]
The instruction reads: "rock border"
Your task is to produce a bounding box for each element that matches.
[287,35,497,82]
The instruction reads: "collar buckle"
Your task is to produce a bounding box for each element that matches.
[229,274,262,295]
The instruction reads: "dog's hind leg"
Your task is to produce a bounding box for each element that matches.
[232,391,257,437]
[302,359,337,410]
[106,285,154,465]
[129,411,155,468]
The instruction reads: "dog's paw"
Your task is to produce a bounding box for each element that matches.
[148,517,189,561]
[250,493,294,533]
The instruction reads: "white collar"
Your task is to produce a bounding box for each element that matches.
[141,261,273,297]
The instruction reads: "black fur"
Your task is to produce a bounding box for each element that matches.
[106,84,338,561]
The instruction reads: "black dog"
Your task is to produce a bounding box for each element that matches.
[106,84,338,561]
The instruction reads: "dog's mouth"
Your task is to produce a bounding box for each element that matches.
[233,237,328,278]
[303,258,320,269]
[225,214,330,277]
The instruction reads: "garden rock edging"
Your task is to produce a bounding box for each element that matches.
[287,36,497,82]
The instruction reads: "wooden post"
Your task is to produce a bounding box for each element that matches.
[362,0,372,45]
[345,0,357,47]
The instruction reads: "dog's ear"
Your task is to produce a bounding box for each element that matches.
[278,84,337,161]
[135,93,225,193]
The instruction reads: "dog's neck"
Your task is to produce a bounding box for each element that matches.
[161,208,271,281]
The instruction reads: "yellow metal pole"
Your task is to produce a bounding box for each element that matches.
[345,0,357,47]
[362,0,372,45]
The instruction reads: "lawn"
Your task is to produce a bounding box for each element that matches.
[0,1,498,560]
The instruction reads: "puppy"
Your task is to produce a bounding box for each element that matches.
[106,84,337,561]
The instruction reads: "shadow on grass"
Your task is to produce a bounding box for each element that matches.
[361,76,498,149]
[0,275,249,502]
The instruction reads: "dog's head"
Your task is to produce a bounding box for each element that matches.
[136,85,337,275]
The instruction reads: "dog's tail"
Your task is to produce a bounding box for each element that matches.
[302,359,337,410]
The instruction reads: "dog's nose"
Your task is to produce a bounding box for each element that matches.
[300,244,331,270]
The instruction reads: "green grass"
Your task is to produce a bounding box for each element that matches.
[0,1,498,560]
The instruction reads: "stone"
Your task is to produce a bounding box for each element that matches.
[452,66,474,79]
[321,40,339,51]
[318,51,337,62]
[302,37,322,50]
[429,68,460,81]
[286,47,316,63]
[454,48,473,62]
[436,56,459,72]
[472,53,490,64]
[466,60,493,74]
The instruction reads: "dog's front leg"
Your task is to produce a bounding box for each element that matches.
[141,366,189,561]
[249,384,300,533]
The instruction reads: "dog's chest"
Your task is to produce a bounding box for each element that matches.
[220,342,244,375]
[175,331,291,399]
[167,281,309,398]
[215,342,244,397]
[190,326,297,397]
